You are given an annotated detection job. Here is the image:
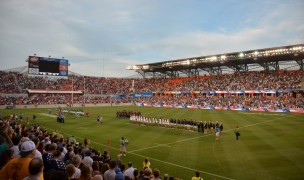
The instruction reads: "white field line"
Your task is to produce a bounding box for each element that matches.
[38,113,57,118]
[154,143,171,147]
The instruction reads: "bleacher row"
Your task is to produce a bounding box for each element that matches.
[0,70,303,111]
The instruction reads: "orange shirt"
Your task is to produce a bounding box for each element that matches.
[0,157,44,180]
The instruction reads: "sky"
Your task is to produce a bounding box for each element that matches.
[0,0,303,77]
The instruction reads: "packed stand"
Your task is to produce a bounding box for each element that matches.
[0,114,186,180]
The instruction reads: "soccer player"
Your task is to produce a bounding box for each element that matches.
[120,137,127,156]
[234,126,240,140]
[215,126,220,141]
[97,115,101,126]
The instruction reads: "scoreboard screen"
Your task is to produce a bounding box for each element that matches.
[28,56,69,76]
[39,60,60,73]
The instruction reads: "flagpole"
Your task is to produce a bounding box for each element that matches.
[107,138,110,155]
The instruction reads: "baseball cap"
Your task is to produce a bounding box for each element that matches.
[20,141,36,152]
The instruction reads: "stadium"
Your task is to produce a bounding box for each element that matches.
[0,43,304,180]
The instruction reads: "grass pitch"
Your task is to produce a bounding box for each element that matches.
[1,106,304,180]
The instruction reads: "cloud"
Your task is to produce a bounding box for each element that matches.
[0,0,303,77]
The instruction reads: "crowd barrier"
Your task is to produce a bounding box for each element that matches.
[138,103,304,114]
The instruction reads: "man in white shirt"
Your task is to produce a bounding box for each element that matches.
[124,162,135,179]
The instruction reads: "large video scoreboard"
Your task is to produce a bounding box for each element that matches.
[28,56,69,76]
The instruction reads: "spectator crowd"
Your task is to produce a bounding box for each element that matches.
[0,70,303,111]
[0,114,184,180]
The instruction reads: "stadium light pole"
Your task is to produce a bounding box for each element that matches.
[72,76,74,107]
[83,76,86,107]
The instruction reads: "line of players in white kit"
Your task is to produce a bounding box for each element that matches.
[130,114,223,134]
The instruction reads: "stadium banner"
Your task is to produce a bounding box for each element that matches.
[277,90,293,93]
[200,90,210,94]
[59,70,68,76]
[268,109,290,113]
[209,91,216,95]
[60,59,69,65]
[141,92,152,97]
[289,109,304,113]
[192,91,200,94]
[111,94,126,98]
[216,91,229,94]
[131,93,142,98]
[154,104,163,107]
[201,105,215,110]
[214,107,223,110]
[27,89,83,94]
[229,107,246,111]
[136,104,304,114]
[245,90,262,94]
[261,90,277,94]
[28,56,39,67]
[250,109,265,112]
[28,68,39,74]
[174,105,187,108]
[229,90,244,94]
[187,105,200,109]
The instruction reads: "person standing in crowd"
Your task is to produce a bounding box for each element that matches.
[191,171,203,180]
[234,126,240,140]
[0,141,44,180]
[120,137,127,156]
[23,157,44,180]
[104,160,117,180]
[124,162,135,179]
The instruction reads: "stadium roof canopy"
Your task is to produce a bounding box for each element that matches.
[127,44,304,78]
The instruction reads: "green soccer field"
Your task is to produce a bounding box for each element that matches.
[1,106,304,180]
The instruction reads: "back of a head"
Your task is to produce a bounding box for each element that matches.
[48,143,57,151]
[72,154,82,166]
[80,164,92,180]
[44,169,69,180]
[144,168,152,176]
[65,164,76,177]
[153,169,160,178]
[29,157,44,175]
[109,160,117,169]
[163,174,169,180]
[120,164,126,172]
[128,162,132,168]
[195,171,200,177]
[133,169,139,177]
[169,176,175,180]
[92,161,100,171]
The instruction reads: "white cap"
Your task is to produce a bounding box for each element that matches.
[20,141,36,152]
